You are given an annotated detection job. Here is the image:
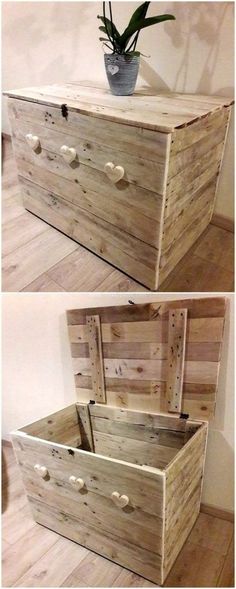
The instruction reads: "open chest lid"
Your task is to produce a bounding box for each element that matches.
[67,297,227,421]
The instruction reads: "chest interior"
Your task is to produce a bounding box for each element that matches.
[19,402,202,471]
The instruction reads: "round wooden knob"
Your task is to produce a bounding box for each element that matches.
[34,464,48,478]
[104,162,124,183]
[111,491,129,508]
[60,145,77,164]
[69,475,84,490]
[25,133,40,151]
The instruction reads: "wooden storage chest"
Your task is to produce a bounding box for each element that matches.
[12,296,226,584]
[5,83,233,289]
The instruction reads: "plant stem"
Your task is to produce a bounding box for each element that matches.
[125,31,139,53]
[109,1,117,52]
[103,1,115,51]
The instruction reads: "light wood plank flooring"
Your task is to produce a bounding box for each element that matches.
[2,138,234,292]
[2,443,234,588]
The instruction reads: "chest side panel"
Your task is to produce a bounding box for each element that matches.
[67,297,226,421]
[163,424,208,581]
[158,107,231,287]
[12,432,164,584]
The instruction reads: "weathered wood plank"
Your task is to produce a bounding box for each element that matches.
[70,341,221,362]
[162,181,217,251]
[76,403,94,452]
[20,405,81,447]
[170,108,230,153]
[89,405,196,433]
[166,309,187,413]
[159,202,214,285]
[11,119,166,195]
[20,178,157,289]
[91,416,188,448]
[67,298,226,324]
[29,497,163,584]
[12,433,164,518]
[86,315,105,403]
[168,119,228,178]
[72,357,219,385]
[93,430,178,469]
[166,141,224,201]
[68,317,225,344]
[16,157,161,246]
[18,467,163,555]
[7,97,169,163]
[5,85,233,133]
[163,424,208,578]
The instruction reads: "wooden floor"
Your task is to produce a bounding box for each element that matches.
[2,443,234,588]
[2,138,234,292]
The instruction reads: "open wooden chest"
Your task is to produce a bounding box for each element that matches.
[12,297,226,585]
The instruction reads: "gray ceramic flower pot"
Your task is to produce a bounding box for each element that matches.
[104,54,140,96]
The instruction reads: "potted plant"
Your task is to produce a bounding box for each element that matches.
[98,1,175,96]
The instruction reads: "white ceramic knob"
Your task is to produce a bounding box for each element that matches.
[104,162,124,183]
[69,475,84,490]
[25,133,40,151]
[111,491,129,508]
[34,464,48,478]
[60,145,77,164]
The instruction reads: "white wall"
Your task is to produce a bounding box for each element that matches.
[2,292,234,512]
[2,1,234,220]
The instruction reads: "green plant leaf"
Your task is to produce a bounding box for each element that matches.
[99,26,108,33]
[97,15,121,42]
[127,2,150,28]
[120,14,175,48]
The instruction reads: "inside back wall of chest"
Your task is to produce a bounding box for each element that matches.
[67,297,226,422]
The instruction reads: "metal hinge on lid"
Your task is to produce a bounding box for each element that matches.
[179,412,189,420]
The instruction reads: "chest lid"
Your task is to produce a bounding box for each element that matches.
[67,296,227,421]
[4,82,233,133]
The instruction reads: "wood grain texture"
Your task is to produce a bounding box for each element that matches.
[158,109,231,288]
[76,403,94,452]
[2,444,234,588]
[6,84,232,289]
[86,315,106,403]
[5,83,233,132]
[20,177,158,289]
[163,424,208,580]
[11,119,167,195]
[3,142,231,294]
[67,297,226,323]
[12,432,165,518]
[20,405,81,448]
[67,298,226,420]
[166,308,187,412]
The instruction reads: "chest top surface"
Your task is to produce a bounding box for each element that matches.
[4,81,233,133]
[67,296,227,421]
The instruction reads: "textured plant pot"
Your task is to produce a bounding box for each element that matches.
[104,54,140,96]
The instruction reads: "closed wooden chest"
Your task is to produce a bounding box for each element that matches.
[5,83,233,289]
[12,296,226,584]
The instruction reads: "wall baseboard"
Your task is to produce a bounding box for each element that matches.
[200,502,234,523]
[211,213,234,233]
[2,438,12,447]
[2,132,11,142]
